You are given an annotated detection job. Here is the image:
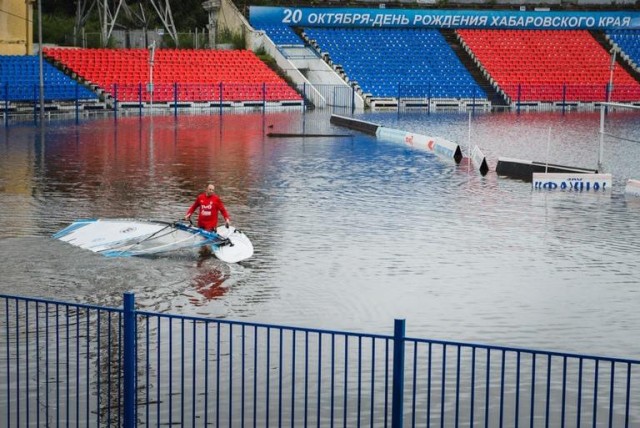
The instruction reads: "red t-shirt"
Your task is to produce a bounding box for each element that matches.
[185,193,230,231]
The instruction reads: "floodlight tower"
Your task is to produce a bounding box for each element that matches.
[74,0,95,47]
[148,0,178,46]
[97,0,125,47]
[74,0,178,47]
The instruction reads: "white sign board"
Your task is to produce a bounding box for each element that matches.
[625,179,640,196]
[532,173,612,191]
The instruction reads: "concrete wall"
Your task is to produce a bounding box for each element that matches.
[218,0,251,46]
[0,0,33,55]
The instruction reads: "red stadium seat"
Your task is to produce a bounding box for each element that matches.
[42,47,302,103]
[457,29,640,103]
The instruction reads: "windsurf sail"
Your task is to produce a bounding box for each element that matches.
[53,219,253,263]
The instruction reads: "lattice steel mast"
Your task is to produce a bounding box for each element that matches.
[74,0,178,47]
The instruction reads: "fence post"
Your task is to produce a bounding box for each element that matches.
[351,84,355,115]
[472,86,476,115]
[123,292,136,428]
[113,84,118,117]
[4,83,8,127]
[263,82,266,113]
[174,83,178,117]
[391,319,406,428]
[302,82,306,114]
[33,84,37,124]
[75,83,79,124]
[219,82,223,116]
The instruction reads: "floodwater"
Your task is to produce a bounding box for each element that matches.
[1,108,639,359]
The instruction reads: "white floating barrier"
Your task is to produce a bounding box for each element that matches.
[470,145,489,176]
[376,127,463,163]
[625,179,640,196]
[532,173,612,191]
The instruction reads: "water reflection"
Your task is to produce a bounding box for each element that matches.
[190,257,230,303]
[1,110,640,359]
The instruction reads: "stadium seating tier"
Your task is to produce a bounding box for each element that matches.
[0,55,97,102]
[606,30,640,71]
[457,29,640,102]
[303,28,486,100]
[43,48,302,103]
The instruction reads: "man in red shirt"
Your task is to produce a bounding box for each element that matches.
[184,183,231,231]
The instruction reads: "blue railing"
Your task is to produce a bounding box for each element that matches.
[1,292,639,427]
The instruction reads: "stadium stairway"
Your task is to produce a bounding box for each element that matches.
[440,29,509,109]
[590,30,640,84]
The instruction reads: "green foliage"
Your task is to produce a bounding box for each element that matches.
[106,36,118,49]
[255,51,294,86]
[171,0,208,30]
[41,0,75,15]
[163,35,178,49]
[83,33,103,49]
[217,29,246,49]
[39,14,74,46]
[38,11,109,47]
[39,0,208,45]
[164,33,197,49]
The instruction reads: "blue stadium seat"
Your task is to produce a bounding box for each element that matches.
[606,30,640,68]
[303,28,486,99]
[255,25,304,46]
[0,55,97,102]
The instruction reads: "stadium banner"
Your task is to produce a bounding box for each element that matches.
[250,6,640,30]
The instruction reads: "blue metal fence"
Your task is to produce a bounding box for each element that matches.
[1,292,639,427]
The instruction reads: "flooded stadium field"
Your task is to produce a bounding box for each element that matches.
[1,108,639,358]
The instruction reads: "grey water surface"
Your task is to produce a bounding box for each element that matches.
[1,109,639,359]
